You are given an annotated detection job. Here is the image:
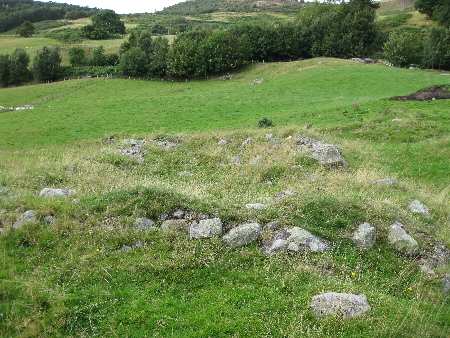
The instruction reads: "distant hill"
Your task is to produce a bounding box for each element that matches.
[0,0,99,33]
[158,0,303,15]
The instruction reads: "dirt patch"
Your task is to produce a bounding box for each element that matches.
[390,85,450,101]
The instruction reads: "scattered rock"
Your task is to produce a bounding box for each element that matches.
[250,156,263,165]
[372,178,398,185]
[118,139,146,162]
[189,218,223,239]
[179,171,194,177]
[352,223,377,249]
[266,134,277,141]
[388,222,420,256]
[409,200,429,214]
[134,217,156,232]
[0,189,11,196]
[443,275,450,293]
[155,136,183,149]
[311,293,371,318]
[261,227,331,254]
[239,137,253,148]
[218,139,228,145]
[291,165,304,169]
[12,210,36,230]
[297,136,346,168]
[173,210,185,219]
[308,142,346,168]
[39,188,77,197]
[0,228,4,235]
[222,222,262,247]
[245,203,267,210]
[418,237,450,269]
[43,215,56,225]
[119,245,132,252]
[418,264,435,275]
[161,219,190,233]
[249,79,264,85]
[274,190,299,202]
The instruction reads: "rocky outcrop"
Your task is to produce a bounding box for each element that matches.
[261,227,330,254]
[311,293,371,318]
[352,223,377,249]
[222,222,262,247]
[388,222,419,256]
[189,218,223,239]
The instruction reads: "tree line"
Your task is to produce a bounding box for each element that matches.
[0,0,99,33]
[1,0,450,88]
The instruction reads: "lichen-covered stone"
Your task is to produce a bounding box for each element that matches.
[189,218,222,239]
[311,293,371,318]
[388,222,419,256]
[222,222,262,247]
[12,210,36,230]
[352,223,377,249]
[161,219,190,233]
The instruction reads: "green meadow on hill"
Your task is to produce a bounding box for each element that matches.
[1,58,450,337]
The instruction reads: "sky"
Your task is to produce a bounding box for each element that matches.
[50,0,185,14]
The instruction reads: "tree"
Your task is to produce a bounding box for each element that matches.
[81,24,109,40]
[148,36,169,78]
[433,0,450,27]
[16,21,35,37]
[118,47,148,77]
[68,46,86,66]
[0,54,11,87]
[422,27,450,69]
[91,10,126,35]
[32,46,62,82]
[10,48,32,85]
[90,46,105,66]
[383,28,424,67]
[415,0,439,17]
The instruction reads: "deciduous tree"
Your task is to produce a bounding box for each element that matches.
[16,20,35,37]
[32,46,62,82]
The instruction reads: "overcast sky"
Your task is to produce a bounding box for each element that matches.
[50,0,185,14]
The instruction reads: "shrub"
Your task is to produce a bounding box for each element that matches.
[258,117,274,128]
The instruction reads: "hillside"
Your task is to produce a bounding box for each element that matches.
[158,0,303,15]
[1,59,450,337]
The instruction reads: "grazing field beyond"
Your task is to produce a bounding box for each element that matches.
[1,58,449,337]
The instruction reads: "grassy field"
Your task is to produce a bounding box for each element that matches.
[1,59,450,337]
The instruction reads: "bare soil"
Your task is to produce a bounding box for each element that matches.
[390,85,450,101]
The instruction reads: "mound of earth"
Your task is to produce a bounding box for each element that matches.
[390,85,450,101]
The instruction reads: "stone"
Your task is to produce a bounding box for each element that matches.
[409,200,429,214]
[388,222,420,256]
[119,139,146,162]
[173,210,185,219]
[218,139,228,145]
[189,218,223,239]
[308,142,346,168]
[266,134,277,141]
[245,203,267,210]
[0,228,4,235]
[352,223,377,249]
[0,189,11,196]
[443,275,450,293]
[39,188,77,197]
[12,210,36,230]
[250,156,263,165]
[119,245,132,252]
[134,217,156,232]
[161,219,190,233]
[179,171,194,177]
[372,178,398,185]
[274,190,299,202]
[239,137,253,148]
[43,215,56,225]
[222,222,262,247]
[311,293,371,318]
[261,227,331,254]
[264,221,281,231]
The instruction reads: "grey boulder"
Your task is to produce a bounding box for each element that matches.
[189,218,223,239]
[388,222,419,256]
[222,222,262,247]
[261,227,330,254]
[39,188,77,197]
[12,210,36,230]
[311,292,371,318]
[134,217,156,232]
[352,222,377,249]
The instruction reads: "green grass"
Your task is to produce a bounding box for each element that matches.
[1,58,450,337]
